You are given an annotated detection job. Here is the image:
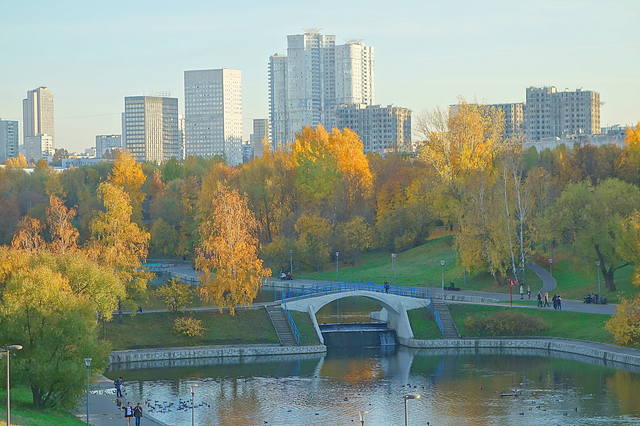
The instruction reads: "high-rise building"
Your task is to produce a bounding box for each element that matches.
[178,114,186,160]
[0,119,19,162]
[241,141,253,164]
[122,96,179,163]
[488,103,524,139]
[22,87,54,161]
[184,69,243,166]
[336,104,411,153]
[269,32,374,147]
[249,119,271,158]
[525,87,600,141]
[95,134,122,158]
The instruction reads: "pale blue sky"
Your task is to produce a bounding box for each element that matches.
[1,0,639,152]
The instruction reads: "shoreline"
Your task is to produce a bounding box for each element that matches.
[399,337,640,368]
[109,343,327,366]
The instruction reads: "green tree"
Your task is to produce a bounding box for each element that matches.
[150,218,178,257]
[156,279,192,313]
[544,179,640,290]
[294,215,331,271]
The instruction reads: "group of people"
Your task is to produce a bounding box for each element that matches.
[536,292,562,309]
[114,377,144,425]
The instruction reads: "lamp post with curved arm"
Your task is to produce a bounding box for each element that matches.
[5,345,23,426]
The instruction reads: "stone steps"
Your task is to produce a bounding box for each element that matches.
[266,305,298,346]
[430,300,459,338]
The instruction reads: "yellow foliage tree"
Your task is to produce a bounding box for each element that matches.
[110,151,146,222]
[196,185,270,314]
[605,296,640,346]
[46,195,79,253]
[87,182,151,298]
[5,153,28,168]
[11,216,45,251]
[617,210,640,286]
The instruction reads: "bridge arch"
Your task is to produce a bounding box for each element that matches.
[283,290,430,344]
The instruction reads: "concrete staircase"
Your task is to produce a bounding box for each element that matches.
[430,300,459,338]
[265,305,298,346]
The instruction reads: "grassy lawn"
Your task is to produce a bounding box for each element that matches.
[549,253,635,303]
[290,311,321,345]
[316,296,384,324]
[103,309,278,350]
[297,236,521,292]
[407,308,442,339]
[449,304,614,344]
[0,386,83,425]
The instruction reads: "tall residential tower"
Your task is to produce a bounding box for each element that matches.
[184,69,243,166]
[22,87,54,161]
[122,96,179,163]
[269,32,374,147]
[0,119,19,162]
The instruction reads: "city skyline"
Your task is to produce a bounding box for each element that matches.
[1,0,639,152]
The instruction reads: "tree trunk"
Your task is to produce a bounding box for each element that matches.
[603,268,616,292]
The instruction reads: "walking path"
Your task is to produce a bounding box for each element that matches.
[74,376,168,425]
[528,263,557,293]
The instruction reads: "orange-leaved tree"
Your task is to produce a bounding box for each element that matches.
[196,184,270,314]
[46,195,79,253]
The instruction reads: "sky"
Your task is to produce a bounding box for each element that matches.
[1,0,639,153]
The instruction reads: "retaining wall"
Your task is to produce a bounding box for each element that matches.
[398,337,640,367]
[110,344,326,365]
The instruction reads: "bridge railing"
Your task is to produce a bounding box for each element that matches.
[283,307,301,345]
[278,281,431,301]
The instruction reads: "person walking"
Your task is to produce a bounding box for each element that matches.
[527,285,531,300]
[133,403,143,426]
[519,285,524,300]
[124,402,134,425]
[557,295,562,310]
[552,294,558,310]
[114,377,123,398]
[384,281,390,293]
[544,293,550,308]
[537,292,543,308]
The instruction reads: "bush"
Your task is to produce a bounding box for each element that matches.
[464,310,549,336]
[605,296,640,347]
[173,316,204,337]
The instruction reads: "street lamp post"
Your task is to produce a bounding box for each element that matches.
[289,249,293,275]
[440,260,446,300]
[84,357,92,425]
[596,260,601,298]
[336,251,340,281]
[403,393,421,426]
[190,385,195,426]
[548,258,553,275]
[5,345,23,426]
[391,253,397,284]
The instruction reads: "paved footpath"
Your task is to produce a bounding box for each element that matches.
[74,376,168,426]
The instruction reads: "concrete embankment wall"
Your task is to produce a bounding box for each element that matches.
[110,344,327,365]
[399,337,640,367]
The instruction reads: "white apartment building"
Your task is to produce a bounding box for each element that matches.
[0,119,19,162]
[23,87,54,161]
[184,69,243,166]
[123,96,179,163]
[249,118,270,158]
[525,87,600,141]
[269,32,374,147]
[95,134,122,158]
[336,104,411,153]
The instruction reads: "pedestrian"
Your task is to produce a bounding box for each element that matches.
[114,377,123,398]
[519,285,524,300]
[557,295,562,310]
[537,292,542,308]
[527,285,531,300]
[124,402,134,425]
[133,403,143,426]
[552,294,558,310]
[544,292,550,308]
[384,281,390,293]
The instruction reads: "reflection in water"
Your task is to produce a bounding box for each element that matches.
[107,347,640,425]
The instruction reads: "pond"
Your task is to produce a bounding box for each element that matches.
[107,346,640,425]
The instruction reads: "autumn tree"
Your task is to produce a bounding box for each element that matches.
[196,185,270,314]
[335,216,373,264]
[616,210,640,286]
[5,153,28,168]
[294,215,332,271]
[46,195,79,252]
[87,182,151,299]
[605,296,640,346]
[11,216,45,250]
[110,151,146,222]
[150,218,178,257]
